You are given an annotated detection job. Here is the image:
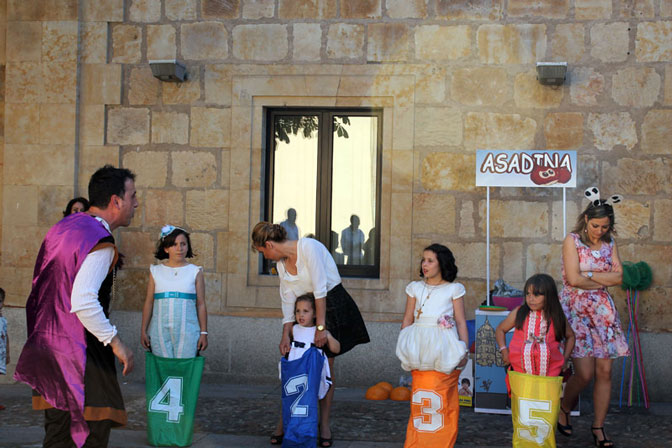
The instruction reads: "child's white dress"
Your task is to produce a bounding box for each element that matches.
[148,264,201,359]
[280,324,332,399]
[396,281,467,374]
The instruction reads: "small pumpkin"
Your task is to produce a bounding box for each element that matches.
[375,381,394,392]
[390,386,411,401]
[365,385,390,401]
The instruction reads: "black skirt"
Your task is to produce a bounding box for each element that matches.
[324,283,370,357]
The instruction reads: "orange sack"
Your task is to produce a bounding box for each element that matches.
[404,370,460,448]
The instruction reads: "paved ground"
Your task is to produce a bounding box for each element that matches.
[1,381,670,447]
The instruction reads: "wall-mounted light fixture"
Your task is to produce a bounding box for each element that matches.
[536,62,567,86]
[149,59,187,82]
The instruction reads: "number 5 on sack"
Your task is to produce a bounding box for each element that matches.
[516,398,552,444]
[509,370,562,448]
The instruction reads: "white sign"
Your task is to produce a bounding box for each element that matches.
[475,150,577,188]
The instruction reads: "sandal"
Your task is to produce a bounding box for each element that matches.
[591,427,614,447]
[557,406,572,437]
[269,433,283,445]
[318,436,333,447]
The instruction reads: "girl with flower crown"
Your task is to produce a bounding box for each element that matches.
[141,225,208,358]
[395,243,469,448]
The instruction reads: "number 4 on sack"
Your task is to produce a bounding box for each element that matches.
[149,376,185,423]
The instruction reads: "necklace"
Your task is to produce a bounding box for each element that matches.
[416,281,443,320]
[167,264,184,275]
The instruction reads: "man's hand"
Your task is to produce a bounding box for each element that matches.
[110,335,134,376]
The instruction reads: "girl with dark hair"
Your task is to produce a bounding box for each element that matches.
[557,189,628,447]
[251,221,369,447]
[141,225,208,358]
[495,274,575,448]
[278,294,340,446]
[63,197,89,217]
[395,244,469,447]
[495,273,575,376]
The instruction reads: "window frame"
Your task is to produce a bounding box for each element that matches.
[263,107,384,278]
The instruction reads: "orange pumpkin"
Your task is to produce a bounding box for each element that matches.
[390,386,411,401]
[375,381,394,392]
[365,385,390,400]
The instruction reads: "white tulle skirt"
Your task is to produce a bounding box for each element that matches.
[396,316,467,374]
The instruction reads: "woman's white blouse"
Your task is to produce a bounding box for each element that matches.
[276,238,341,324]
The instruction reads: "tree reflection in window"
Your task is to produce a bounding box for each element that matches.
[274,116,350,144]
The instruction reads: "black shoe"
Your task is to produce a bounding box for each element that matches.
[270,433,283,445]
[591,426,614,447]
[557,406,572,437]
[318,436,333,447]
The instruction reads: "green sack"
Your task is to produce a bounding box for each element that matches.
[145,352,204,447]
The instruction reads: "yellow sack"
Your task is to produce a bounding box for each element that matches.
[404,370,460,448]
[509,370,562,448]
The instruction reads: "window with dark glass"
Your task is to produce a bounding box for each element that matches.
[263,108,383,278]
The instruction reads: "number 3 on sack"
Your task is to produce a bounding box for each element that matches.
[517,398,552,444]
[149,376,185,423]
[412,390,444,432]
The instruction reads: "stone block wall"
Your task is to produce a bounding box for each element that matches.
[1,0,671,339]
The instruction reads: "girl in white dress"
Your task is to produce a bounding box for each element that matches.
[396,244,469,448]
[284,293,340,400]
[141,225,208,358]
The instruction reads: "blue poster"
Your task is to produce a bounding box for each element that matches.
[474,309,512,414]
[475,150,577,188]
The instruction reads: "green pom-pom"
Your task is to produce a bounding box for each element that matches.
[621,261,653,290]
[634,261,652,290]
[621,262,640,290]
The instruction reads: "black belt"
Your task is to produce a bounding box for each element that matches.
[292,341,316,349]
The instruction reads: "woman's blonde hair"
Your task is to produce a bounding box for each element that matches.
[251,221,287,251]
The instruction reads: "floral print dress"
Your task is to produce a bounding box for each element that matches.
[560,233,629,359]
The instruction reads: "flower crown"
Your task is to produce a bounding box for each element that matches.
[160,224,187,240]
[584,187,623,208]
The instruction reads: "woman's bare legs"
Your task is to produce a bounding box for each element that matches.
[318,357,335,445]
[591,358,614,445]
[558,357,594,434]
[558,357,614,444]
[272,415,283,436]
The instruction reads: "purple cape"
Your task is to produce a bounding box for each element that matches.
[14,213,114,447]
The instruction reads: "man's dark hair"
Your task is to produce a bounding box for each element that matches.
[88,165,136,209]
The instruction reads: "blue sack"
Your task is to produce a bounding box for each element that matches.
[280,347,325,447]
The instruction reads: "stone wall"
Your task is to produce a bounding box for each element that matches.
[1,0,671,341]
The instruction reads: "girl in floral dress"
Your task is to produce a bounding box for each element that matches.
[557,190,628,448]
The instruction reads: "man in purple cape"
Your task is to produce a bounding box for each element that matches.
[15,165,137,447]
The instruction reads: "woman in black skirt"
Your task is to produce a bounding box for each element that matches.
[252,222,370,447]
